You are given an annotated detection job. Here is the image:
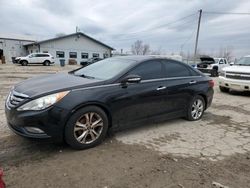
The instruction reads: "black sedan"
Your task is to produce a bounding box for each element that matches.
[5,56,214,149]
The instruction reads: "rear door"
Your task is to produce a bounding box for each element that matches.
[161,60,200,114]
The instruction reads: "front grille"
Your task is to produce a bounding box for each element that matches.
[197,64,208,68]
[226,72,250,80]
[7,90,29,108]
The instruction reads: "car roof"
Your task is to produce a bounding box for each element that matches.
[110,55,176,62]
[244,55,250,57]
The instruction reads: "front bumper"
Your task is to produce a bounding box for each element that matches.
[219,76,250,91]
[197,68,216,75]
[5,105,70,142]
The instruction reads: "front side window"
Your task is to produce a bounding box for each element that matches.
[56,51,65,58]
[162,60,192,77]
[81,53,88,59]
[93,53,99,58]
[219,59,224,64]
[69,52,77,58]
[128,60,163,80]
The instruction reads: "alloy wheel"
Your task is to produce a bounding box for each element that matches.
[191,99,204,120]
[74,112,104,144]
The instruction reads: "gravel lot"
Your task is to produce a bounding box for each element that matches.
[0,64,250,188]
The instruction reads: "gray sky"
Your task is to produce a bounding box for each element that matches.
[1,0,250,57]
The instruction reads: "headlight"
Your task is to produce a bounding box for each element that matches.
[17,91,69,111]
[219,71,226,77]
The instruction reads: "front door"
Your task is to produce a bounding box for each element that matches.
[110,60,167,127]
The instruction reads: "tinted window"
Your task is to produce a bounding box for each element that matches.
[93,53,99,58]
[37,54,49,57]
[81,53,88,59]
[69,52,77,58]
[162,60,192,77]
[56,51,65,58]
[129,60,163,80]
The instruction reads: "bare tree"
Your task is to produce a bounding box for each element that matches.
[131,40,150,55]
[217,46,234,61]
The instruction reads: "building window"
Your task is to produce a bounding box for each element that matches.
[56,51,65,58]
[69,52,77,58]
[93,53,99,58]
[81,53,88,59]
[103,53,108,58]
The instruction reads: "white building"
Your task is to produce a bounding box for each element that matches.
[0,32,114,64]
[0,37,35,63]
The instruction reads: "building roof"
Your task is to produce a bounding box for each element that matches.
[24,32,114,50]
[0,33,38,42]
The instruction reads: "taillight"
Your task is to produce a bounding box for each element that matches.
[209,80,214,88]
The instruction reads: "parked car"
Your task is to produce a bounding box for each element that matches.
[15,53,55,66]
[197,56,229,77]
[5,56,214,149]
[219,55,250,92]
[80,57,102,66]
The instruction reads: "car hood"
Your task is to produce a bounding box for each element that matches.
[223,65,250,73]
[14,73,103,98]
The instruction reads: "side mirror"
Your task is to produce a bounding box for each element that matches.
[121,75,141,85]
[230,62,234,66]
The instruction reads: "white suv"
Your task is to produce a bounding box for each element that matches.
[219,55,250,92]
[15,53,55,66]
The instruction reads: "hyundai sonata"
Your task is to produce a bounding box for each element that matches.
[5,56,214,149]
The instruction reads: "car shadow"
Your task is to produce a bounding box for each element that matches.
[229,90,250,97]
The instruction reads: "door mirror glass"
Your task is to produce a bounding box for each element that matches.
[121,75,141,84]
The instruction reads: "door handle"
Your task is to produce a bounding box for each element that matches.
[189,80,197,84]
[156,86,166,91]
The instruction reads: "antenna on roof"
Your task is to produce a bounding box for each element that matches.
[76,26,80,33]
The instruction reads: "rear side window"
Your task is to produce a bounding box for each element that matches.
[162,60,192,78]
[129,60,163,80]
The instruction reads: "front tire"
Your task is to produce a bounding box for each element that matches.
[21,60,28,66]
[186,95,205,121]
[219,86,229,93]
[211,68,218,77]
[65,106,109,150]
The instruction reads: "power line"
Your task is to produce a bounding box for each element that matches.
[203,11,250,15]
[108,12,197,38]
[106,17,197,42]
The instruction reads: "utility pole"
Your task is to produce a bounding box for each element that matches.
[194,9,202,62]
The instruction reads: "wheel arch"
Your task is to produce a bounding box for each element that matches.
[212,66,218,70]
[65,102,113,129]
[197,93,208,109]
[44,60,51,63]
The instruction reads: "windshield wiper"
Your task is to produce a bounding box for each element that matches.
[79,74,95,79]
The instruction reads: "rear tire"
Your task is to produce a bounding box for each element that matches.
[65,106,109,150]
[43,60,50,66]
[21,60,28,66]
[219,86,229,93]
[186,95,205,121]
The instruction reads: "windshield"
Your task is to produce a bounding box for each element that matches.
[74,58,136,80]
[235,57,250,66]
[214,58,220,63]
